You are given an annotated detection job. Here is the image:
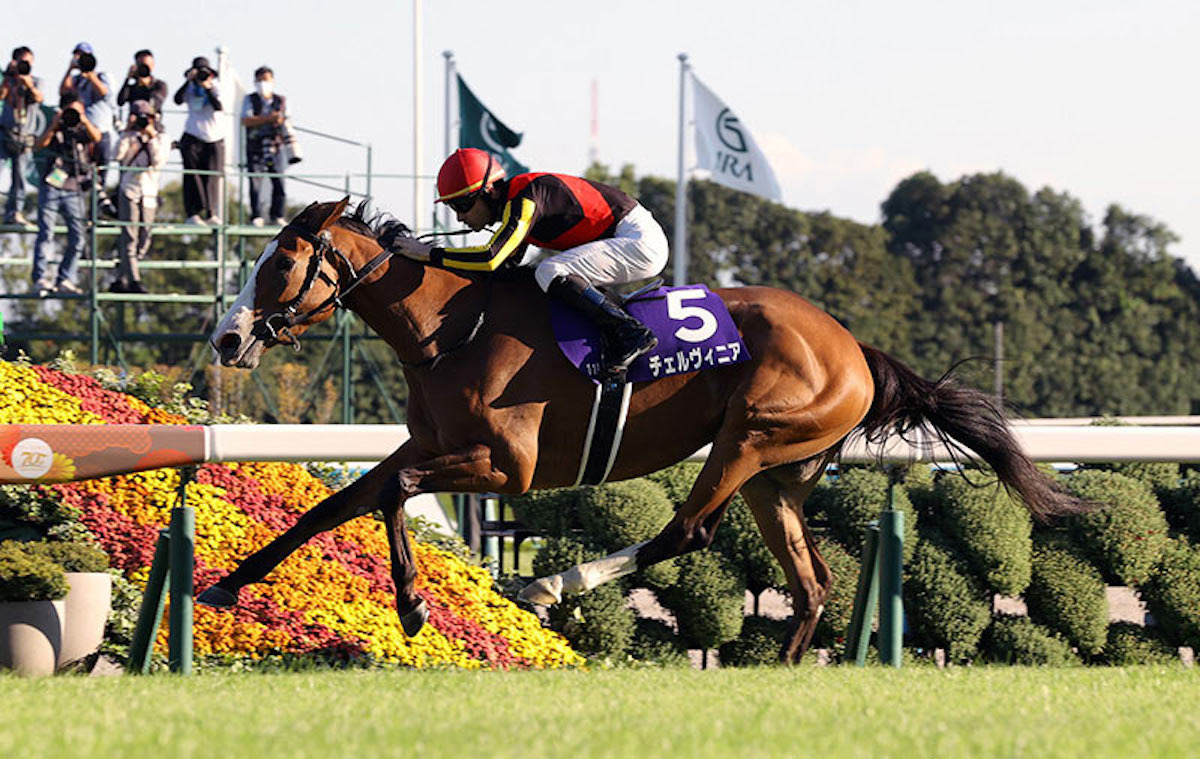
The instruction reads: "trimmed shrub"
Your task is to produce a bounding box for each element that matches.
[547,581,635,660]
[824,467,917,562]
[27,540,110,573]
[658,550,745,650]
[1066,470,1169,586]
[812,536,861,656]
[646,462,703,505]
[712,496,785,595]
[0,540,69,602]
[1103,622,1179,666]
[1157,471,1200,542]
[933,474,1032,596]
[1026,534,1107,655]
[578,480,679,589]
[578,480,675,552]
[718,616,787,667]
[530,535,602,579]
[628,617,689,667]
[508,488,580,538]
[903,527,991,662]
[982,615,1079,666]
[1140,537,1200,649]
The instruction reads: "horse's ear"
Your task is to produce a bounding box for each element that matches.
[317,196,352,233]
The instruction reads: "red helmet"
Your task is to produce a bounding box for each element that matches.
[436,148,506,203]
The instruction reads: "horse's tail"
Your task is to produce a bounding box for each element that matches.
[856,343,1092,521]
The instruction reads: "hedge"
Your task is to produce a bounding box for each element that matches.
[812,536,861,656]
[547,580,635,660]
[1157,471,1200,543]
[717,616,787,667]
[628,618,689,667]
[823,467,916,562]
[932,474,1032,596]
[1103,622,1179,665]
[1066,470,1169,585]
[0,540,69,602]
[981,614,1079,666]
[712,496,785,595]
[1139,537,1200,649]
[658,550,745,650]
[1026,534,1107,656]
[903,527,992,662]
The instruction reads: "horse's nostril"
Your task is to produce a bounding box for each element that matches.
[218,332,241,357]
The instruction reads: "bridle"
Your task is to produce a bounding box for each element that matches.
[251,223,392,352]
[249,221,490,370]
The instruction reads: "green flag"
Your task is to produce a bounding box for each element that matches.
[457,75,528,177]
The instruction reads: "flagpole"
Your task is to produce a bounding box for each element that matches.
[674,53,690,286]
[413,0,424,231]
[442,50,455,232]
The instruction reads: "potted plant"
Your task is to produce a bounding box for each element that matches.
[0,541,68,676]
[26,542,112,667]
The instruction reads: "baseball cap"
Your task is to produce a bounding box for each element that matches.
[74,42,94,55]
[129,99,153,116]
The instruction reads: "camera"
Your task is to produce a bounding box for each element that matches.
[135,63,151,78]
[77,52,97,73]
[195,68,213,82]
[133,115,149,130]
[13,59,31,76]
[61,108,81,127]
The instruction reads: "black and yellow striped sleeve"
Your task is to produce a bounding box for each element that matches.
[431,197,536,272]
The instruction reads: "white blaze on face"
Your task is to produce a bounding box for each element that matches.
[210,240,277,358]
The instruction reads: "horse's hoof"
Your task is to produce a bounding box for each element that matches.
[196,585,238,609]
[517,575,563,606]
[399,599,428,637]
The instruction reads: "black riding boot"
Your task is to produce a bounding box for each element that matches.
[548,274,658,375]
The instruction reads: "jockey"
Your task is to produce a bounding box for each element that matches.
[389,148,669,376]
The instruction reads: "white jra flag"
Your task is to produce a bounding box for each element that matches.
[691,75,781,201]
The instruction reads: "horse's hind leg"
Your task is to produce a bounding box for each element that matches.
[739,453,835,664]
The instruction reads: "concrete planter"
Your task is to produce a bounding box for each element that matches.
[58,572,113,668]
[0,599,66,676]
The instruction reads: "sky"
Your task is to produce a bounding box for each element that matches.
[8,0,1199,269]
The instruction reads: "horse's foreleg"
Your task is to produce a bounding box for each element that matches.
[381,445,510,636]
[197,442,427,608]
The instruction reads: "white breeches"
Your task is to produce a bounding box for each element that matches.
[533,203,669,291]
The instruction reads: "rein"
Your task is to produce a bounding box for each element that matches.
[254,223,492,371]
[253,224,392,352]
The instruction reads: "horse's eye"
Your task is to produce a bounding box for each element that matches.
[275,256,295,272]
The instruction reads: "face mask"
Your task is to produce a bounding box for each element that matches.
[255,81,273,99]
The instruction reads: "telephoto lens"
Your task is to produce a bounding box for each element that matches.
[135,63,151,78]
[61,109,81,127]
[15,60,31,76]
[78,53,97,72]
[133,115,149,130]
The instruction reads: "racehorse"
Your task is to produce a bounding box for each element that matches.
[200,197,1090,663]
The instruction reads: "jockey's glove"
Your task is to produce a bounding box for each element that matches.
[390,236,434,262]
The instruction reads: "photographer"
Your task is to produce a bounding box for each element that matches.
[59,42,116,217]
[117,49,166,126]
[240,66,287,226]
[0,46,43,225]
[110,100,165,294]
[31,92,100,297]
[172,56,223,225]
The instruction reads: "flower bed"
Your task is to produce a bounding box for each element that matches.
[1,359,582,669]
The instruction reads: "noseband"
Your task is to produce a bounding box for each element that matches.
[252,224,393,352]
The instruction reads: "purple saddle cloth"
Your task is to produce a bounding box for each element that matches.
[549,284,750,383]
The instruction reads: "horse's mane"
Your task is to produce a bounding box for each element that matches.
[335,200,410,248]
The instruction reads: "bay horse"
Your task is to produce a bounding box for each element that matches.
[200,197,1088,663]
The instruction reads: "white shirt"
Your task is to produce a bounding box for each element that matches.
[182,79,224,142]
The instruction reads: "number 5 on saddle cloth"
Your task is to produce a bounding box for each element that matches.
[549,282,751,486]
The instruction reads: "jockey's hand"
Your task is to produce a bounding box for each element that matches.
[391,237,433,262]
